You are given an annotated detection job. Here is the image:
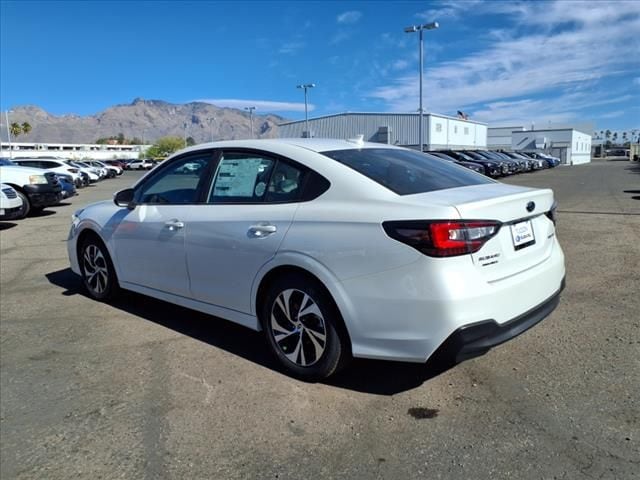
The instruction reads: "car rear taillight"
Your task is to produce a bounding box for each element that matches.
[545,201,558,225]
[383,220,501,257]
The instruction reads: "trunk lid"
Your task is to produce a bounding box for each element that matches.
[407,183,556,282]
[451,184,555,282]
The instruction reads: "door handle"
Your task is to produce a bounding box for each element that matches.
[248,223,277,238]
[165,219,185,231]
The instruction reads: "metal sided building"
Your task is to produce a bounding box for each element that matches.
[278,112,487,150]
[488,126,525,150]
[511,129,592,165]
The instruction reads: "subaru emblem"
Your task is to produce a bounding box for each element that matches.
[526,201,535,212]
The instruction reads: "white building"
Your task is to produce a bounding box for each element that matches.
[278,112,487,150]
[511,129,592,165]
[0,141,149,160]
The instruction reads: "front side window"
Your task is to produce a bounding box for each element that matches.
[323,148,493,195]
[137,153,211,204]
[208,152,275,203]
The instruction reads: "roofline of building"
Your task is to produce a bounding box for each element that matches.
[513,128,591,135]
[279,111,487,127]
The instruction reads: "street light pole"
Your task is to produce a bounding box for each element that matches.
[244,107,256,138]
[404,22,439,152]
[183,122,187,146]
[208,117,215,142]
[296,83,315,138]
[5,110,13,159]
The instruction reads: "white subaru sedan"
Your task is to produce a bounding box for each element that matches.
[67,139,565,379]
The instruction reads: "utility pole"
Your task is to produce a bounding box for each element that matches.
[404,22,439,152]
[296,83,315,138]
[4,110,13,159]
[244,107,256,138]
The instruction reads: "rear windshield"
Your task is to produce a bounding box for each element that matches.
[322,148,493,195]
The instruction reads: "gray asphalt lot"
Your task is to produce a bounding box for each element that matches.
[1,160,639,479]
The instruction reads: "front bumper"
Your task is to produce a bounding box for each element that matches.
[0,205,23,220]
[24,184,62,208]
[435,277,565,363]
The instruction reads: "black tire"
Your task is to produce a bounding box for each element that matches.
[79,236,119,301]
[14,190,30,218]
[261,273,350,380]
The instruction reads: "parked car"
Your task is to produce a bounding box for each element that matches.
[68,139,565,380]
[63,161,101,182]
[0,183,24,220]
[57,175,78,199]
[471,150,520,174]
[443,150,505,177]
[104,160,127,170]
[427,151,486,175]
[12,158,85,187]
[0,160,62,217]
[128,159,153,170]
[525,152,561,168]
[76,161,108,179]
[85,160,122,177]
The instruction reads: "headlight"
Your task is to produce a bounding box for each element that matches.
[29,175,48,184]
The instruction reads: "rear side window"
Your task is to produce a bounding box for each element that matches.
[322,148,493,195]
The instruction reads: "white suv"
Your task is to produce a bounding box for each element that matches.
[13,158,84,187]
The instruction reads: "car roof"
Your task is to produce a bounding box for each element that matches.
[173,138,406,157]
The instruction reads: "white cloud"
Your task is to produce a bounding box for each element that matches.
[370,0,640,126]
[417,0,483,21]
[195,99,313,113]
[337,10,362,24]
[599,111,625,119]
[278,41,305,54]
[330,32,350,45]
[392,59,410,71]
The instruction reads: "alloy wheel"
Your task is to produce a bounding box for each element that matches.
[82,244,109,295]
[270,289,327,367]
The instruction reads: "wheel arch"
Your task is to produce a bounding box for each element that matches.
[252,255,355,350]
[75,226,121,280]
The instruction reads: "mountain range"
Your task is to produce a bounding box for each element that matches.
[3,99,289,144]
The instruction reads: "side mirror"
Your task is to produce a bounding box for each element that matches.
[114,188,135,209]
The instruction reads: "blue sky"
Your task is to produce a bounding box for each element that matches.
[1,0,639,132]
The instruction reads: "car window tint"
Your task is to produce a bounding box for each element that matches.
[265,161,303,202]
[138,155,210,204]
[208,153,275,204]
[322,148,493,195]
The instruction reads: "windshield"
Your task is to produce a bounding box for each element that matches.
[0,158,16,166]
[322,148,493,195]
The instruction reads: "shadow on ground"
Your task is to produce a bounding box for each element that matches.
[45,267,454,395]
[625,164,640,174]
[0,221,18,230]
[28,209,56,218]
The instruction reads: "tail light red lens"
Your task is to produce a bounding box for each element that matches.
[383,220,501,257]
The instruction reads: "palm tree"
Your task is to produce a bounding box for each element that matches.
[612,132,618,144]
[9,122,22,138]
[21,122,31,136]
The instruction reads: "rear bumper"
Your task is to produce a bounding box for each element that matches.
[436,277,565,363]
